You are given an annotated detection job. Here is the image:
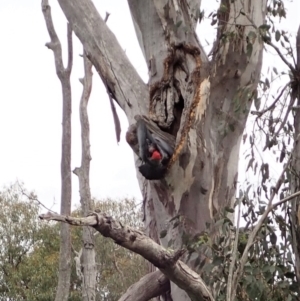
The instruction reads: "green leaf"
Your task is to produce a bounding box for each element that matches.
[175,20,182,28]
[275,30,281,41]
[160,229,167,238]
[229,123,235,132]
[254,97,261,111]
[225,206,234,213]
[219,4,228,13]
[211,18,217,26]
[265,77,270,88]
[283,35,289,42]
[259,24,271,31]
[248,31,257,43]
[167,239,174,247]
[246,43,253,57]
[173,221,180,229]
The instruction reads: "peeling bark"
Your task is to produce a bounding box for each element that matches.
[54,0,267,300]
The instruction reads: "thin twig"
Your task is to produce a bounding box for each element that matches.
[20,188,56,213]
[112,251,124,277]
[270,190,300,211]
[273,95,296,139]
[227,198,241,301]
[243,12,296,73]
[264,39,296,73]
[231,153,292,299]
[251,82,291,116]
[104,12,110,23]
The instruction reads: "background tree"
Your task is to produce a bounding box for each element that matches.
[42,1,73,300]
[0,184,146,301]
[38,0,300,301]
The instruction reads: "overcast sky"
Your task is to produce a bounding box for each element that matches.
[0,0,298,211]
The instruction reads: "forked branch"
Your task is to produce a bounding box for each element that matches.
[39,211,214,301]
[42,1,73,301]
[57,0,148,115]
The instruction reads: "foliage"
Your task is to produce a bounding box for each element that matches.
[200,203,297,301]
[163,196,297,301]
[4,0,300,300]
[158,1,300,299]
[0,183,58,301]
[164,66,299,299]
[72,198,147,301]
[0,184,146,301]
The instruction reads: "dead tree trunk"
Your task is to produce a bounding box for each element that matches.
[42,1,73,300]
[55,0,266,300]
[73,54,96,300]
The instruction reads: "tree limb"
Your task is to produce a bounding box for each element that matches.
[264,39,296,74]
[57,0,148,117]
[297,25,300,71]
[231,154,293,299]
[42,1,73,300]
[42,0,72,78]
[73,52,95,301]
[251,82,291,116]
[66,23,73,74]
[39,211,214,301]
[118,270,170,301]
[226,197,241,301]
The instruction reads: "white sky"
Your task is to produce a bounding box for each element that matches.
[0,0,298,211]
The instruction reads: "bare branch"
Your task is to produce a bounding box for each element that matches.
[104,12,110,23]
[272,96,296,139]
[39,212,97,226]
[251,82,291,116]
[231,154,293,299]
[269,190,300,211]
[118,270,170,301]
[73,51,95,301]
[57,0,148,116]
[42,0,65,79]
[66,23,73,74]
[20,188,56,213]
[39,211,214,301]
[228,190,300,300]
[112,250,124,277]
[264,39,296,73]
[42,2,73,300]
[227,198,241,301]
[108,92,121,143]
[243,12,295,73]
[74,248,83,279]
[297,25,300,70]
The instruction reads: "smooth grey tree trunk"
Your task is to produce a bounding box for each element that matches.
[290,25,300,290]
[42,1,73,300]
[55,0,267,300]
[73,54,96,301]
